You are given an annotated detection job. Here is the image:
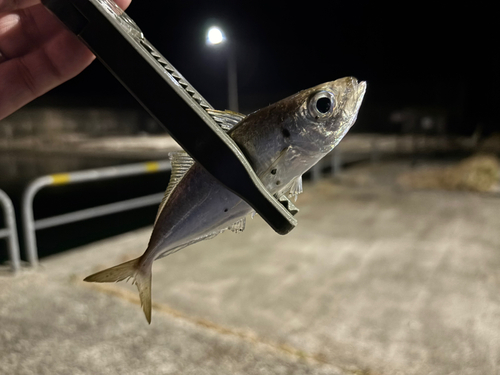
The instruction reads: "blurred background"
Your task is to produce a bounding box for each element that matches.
[1,1,498,260]
[1,1,500,374]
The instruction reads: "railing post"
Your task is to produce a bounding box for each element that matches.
[0,189,21,273]
[22,177,52,267]
[331,146,342,176]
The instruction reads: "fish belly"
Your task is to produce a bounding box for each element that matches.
[146,163,253,261]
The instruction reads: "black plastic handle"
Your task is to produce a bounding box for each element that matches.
[43,0,297,234]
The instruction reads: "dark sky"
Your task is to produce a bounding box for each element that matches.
[43,1,498,134]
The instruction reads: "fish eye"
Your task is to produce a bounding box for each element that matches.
[316,97,331,113]
[308,91,335,119]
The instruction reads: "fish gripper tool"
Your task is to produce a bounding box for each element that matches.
[42,0,298,235]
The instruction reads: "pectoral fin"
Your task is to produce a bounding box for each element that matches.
[288,176,303,201]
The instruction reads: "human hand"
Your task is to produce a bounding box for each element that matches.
[0,0,132,120]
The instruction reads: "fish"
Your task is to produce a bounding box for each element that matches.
[84,76,367,323]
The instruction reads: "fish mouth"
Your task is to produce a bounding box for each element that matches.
[353,80,367,112]
[349,77,367,106]
[341,77,367,132]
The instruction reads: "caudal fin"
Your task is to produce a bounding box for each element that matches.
[84,257,153,324]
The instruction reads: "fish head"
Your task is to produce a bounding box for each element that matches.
[229,77,367,191]
[285,77,366,155]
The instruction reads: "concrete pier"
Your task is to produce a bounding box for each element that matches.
[1,163,500,374]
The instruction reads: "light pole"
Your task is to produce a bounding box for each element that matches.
[206,26,239,112]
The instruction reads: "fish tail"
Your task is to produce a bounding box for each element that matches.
[84,256,153,324]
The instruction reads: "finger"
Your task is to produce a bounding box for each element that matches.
[0,0,39,13]
[0,0,133,119]
[0,0,131,15]
[0,0,132,59]
[20,0,134,13]
[113,0,132,11]
[0,28,94,120]
[0,5,61,59]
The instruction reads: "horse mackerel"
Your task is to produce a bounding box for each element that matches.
[84,76,367,323]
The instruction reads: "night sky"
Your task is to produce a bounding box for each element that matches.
[41,1,499,135]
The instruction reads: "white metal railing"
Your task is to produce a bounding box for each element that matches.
[0,189,21,273]
[22,160,171,267]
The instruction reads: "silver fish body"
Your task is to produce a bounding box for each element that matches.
[85,77,366,323]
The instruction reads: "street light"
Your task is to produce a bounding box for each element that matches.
[206,26,238,112]
[206,26,225,45]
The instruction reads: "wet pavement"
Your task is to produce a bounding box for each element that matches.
[1,162,500,374]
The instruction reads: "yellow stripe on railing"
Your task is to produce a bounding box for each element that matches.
[145,162,160,172]
[51,174,71,185]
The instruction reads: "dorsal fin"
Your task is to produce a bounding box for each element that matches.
[288,176,303,202]
[206,109,246,131]
[154,151,194,225]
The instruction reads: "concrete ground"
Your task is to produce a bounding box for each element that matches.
[1,161,500,375]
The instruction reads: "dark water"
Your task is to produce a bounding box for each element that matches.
[0,151,170,264]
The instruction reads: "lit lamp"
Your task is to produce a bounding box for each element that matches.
[206,26,226,45]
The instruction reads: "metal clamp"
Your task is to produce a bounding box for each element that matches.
[42,0,297,235]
